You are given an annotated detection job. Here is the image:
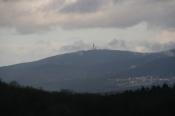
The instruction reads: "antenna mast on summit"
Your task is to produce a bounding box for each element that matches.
[92,43,96,50]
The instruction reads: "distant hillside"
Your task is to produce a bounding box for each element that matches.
[0,80,175,116]
[0,49,175,92]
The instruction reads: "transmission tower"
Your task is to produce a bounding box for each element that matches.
[92,43,96,50]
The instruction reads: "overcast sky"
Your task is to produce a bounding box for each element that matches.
[0,0,175,66]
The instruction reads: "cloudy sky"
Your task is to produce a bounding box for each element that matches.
[0,0,175,66]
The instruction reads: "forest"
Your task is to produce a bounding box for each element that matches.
[0,80,175,116]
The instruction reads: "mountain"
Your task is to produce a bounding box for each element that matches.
[0,49,175,92]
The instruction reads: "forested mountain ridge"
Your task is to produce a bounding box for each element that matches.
[0,49,175,92]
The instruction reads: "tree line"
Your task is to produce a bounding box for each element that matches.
[0,79,175,116]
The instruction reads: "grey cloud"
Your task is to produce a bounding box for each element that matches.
[60,0,107,13]
[144,41,175,52]
[60,40,91,53]
[0,0,56,33]
[0,0,175,33]
[108,39,126,48]
[107,37,175,53]
[61,0,175,29]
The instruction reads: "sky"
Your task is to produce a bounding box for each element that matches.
[0,0,175,66]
